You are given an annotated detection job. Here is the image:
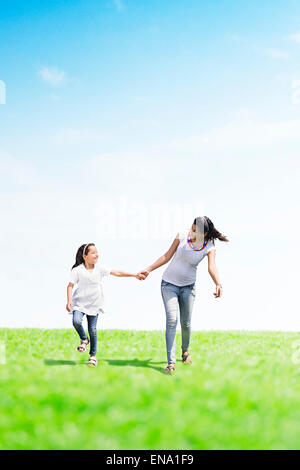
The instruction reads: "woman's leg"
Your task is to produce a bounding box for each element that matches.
[178,284,196,353]
[161,281,180,364]
[87,314,98,356]
[72,310,88,341]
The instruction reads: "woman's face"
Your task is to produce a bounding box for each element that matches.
[84,245,99,264]
[191,224,207,240]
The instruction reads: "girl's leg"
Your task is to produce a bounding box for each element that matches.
[72,310,88,341]
[178,284,196,353]
[161,281,180,364]
[87,314,98,356]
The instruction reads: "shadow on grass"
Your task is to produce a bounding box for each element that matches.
[44,358,172,374]
[104,358,166,373]
[44,359,84,366]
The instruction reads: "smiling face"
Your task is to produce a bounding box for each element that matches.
[83,245,99,265]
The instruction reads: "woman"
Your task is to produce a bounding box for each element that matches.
[138,216,229,374]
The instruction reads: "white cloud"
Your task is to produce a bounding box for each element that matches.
[225,33,241,41]
[291,80,300,104]
[0,150,41,188]
[289,32,300,44]
[133,95,152,103]
[52,128,102,145]
[264,48,290,60]
[112,0,124,12]
[171,118,300,152]
[50,93,61,102]
[38,66,68,87]
[0,79,6,104]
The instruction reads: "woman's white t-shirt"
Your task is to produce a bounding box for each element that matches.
[69,263,111,316]
[162,229,216,287]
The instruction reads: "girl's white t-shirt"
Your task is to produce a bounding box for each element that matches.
[162,229,216,287]
[69,263,111,316]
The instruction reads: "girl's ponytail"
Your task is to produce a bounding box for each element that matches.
[193,217,229,243]
[72,243,95,269]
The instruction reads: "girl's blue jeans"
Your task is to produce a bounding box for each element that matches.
[161,279,196,364]
[72,310,98,356]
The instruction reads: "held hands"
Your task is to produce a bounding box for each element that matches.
[135,273,146,280]
[135,270,150,281]
[214,284,222,298]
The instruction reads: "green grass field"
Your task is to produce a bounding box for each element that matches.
[0,328,299,450]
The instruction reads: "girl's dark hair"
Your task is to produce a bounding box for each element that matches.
[193,216,229,243]
[72,243,95,269]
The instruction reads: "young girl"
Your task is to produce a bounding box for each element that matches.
[66,242,145,366]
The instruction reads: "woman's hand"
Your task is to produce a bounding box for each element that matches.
[214,284,222,298]
[66,301,72,312]
[137,270,150,280]
[134,271,147,281]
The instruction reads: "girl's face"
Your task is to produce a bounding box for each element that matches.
[83,245,99,265]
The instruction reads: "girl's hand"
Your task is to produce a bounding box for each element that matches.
[66,301,72,312]
[214,284,222,298]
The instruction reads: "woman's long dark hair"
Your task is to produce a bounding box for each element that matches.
[72,243,95,269]
[193,217,229,243]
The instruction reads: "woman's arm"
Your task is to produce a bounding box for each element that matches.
[139,234,180,277]
[66,282,74,311]
[110,270,145,280]
[207,250,222,298]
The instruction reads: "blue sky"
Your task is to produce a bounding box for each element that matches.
[2,0,300,150]
[0,0,300,330]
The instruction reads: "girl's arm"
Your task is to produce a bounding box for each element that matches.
[110,270,145,280]
[207,250,222,298]
[138,234,180,278]
[66,282,74,311]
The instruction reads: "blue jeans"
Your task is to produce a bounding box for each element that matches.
[161,279,196,364]
[72,310,98,356]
